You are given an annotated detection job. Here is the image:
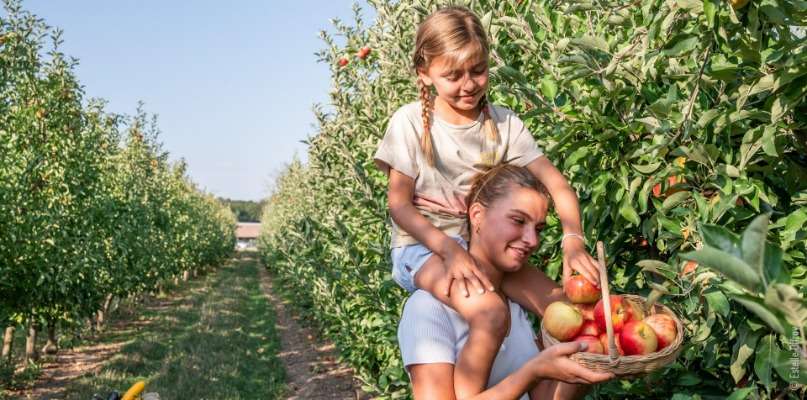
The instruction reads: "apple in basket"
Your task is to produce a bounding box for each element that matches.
[575,303,596,321]
[594,295,644,333]
[619,320,658,356]
[564,274,601,304]
[544,301,583,341]
[578,320,600,337]
[573,335,604,354]
[643,314,677,350]
[599,332,625,356]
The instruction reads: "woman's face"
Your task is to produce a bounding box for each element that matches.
[471,186,548,272]
[417,53,489,112]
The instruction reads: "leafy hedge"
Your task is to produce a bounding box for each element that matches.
[0,0,236,362]
[259,0,806,398]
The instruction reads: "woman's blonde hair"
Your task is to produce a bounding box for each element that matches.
[465,164,550,236]
[412,6,500,167]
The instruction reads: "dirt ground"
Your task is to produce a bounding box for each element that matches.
[11,259,369,399]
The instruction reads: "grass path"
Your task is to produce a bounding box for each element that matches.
[36,255,286,399]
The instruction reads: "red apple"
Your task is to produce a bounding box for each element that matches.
[619,321,658,355]
[357,46,371,60]
[564,275,601,304]
[594,295,631,333]
[573,335,604,354]
[644,314,677,350]
[543,301,584,341]
[575,303,595,321]
[652,182,662,198]
[598,332,624,356]
[681,260,698,276]
[579,320,600,337]
[337,58,349,67]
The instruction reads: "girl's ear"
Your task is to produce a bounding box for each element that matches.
[417,68,433,87]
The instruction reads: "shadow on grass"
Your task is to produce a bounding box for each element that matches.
[62,256,286,400]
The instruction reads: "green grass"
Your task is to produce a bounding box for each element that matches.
[58,254,286,399]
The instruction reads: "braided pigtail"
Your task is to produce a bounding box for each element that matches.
[417,78,436,167]
[479,95,500,145]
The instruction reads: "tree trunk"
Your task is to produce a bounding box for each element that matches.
[24,324,38,364]
[103,294,113,316]
[183,270,190,281]
[96,309,106,332]
[2,326,14,360]
[193,269,198,278]
[41,319,58,355]
[173,277,179,285]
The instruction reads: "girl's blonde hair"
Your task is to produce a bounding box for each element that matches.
[412,6,500,167]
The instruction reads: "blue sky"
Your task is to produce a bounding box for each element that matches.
[20,1,373,201]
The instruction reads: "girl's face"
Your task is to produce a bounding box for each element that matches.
[417,53,489,113]
[470,186,548,272]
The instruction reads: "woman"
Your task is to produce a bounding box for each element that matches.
[398,164,614,399]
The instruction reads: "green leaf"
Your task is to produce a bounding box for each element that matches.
[681,247,761,292]
[731,294,787,335]
[632,161,662,174]
[662,34,699,57]
[619,200,641,226]
[571,35,609,53]
[726,388,755,400]
[741,213,770,282]
[772,346,807,385]
[703,0,717,27]
[699,224,742,257]
[540,76,558,100]
[705,289,731,318]
[755,335,777,387]
[731,324,762,383]
[761,126,778,157]
[764,284,807,329]
[696,109,720,128]
[661,191,690,212]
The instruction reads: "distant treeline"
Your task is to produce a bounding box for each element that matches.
[219,198,265,222]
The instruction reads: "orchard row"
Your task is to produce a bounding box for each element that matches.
[0,1,235,365]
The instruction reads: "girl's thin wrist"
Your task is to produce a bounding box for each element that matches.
[436,235,461,258]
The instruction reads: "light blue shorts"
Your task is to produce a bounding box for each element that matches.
[391,236,468,293]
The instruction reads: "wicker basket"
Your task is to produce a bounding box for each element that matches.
[540,242,684,377]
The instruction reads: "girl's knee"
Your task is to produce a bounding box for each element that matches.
[465,295,509,333]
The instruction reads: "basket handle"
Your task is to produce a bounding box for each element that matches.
[596,241,619,360]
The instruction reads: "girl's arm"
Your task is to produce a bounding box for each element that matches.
[526,157,600,286]
[410,342,614,400]
[388,169,495,296]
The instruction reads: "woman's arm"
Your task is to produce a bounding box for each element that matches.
[410,362,539,400]
[525,157,600,286]
[409,342,614,400]
[388,169,494,296]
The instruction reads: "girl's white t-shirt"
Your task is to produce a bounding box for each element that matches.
[374,101,544,247]
[398,290,539,400]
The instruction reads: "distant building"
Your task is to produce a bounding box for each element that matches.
[235,222,261,250]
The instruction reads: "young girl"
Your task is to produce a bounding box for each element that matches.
[373,6,600,398]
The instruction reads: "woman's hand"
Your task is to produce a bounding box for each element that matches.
[441,241,495,298]
[562,239,600,287]
[529,341,615,384]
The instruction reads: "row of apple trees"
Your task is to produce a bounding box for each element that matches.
[259,0,805,398]
[0,0,236,373]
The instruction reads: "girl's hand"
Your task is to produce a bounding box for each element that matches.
[441,243,495,298]
[529,341,614,384]
[562,238,600,287]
